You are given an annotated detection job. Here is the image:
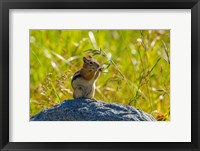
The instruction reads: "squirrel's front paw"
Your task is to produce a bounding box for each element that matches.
[98,67,103,72]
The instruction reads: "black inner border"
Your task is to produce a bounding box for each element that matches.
[0,0,199,150]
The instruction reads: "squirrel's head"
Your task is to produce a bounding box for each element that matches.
[83,56,101,72]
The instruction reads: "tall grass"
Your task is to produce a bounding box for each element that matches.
[30,30,170,121]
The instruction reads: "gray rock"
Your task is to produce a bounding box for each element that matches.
[31,99,156,121]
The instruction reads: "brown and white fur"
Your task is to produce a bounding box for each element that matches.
[71,56,101,99]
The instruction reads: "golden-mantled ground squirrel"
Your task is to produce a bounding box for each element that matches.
[71,56,102,99]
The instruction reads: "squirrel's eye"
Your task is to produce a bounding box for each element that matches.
[89,62,93,65]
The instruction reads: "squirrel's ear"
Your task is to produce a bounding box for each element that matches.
[88,55,92,59]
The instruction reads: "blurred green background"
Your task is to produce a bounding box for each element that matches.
[30,30,170,121]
